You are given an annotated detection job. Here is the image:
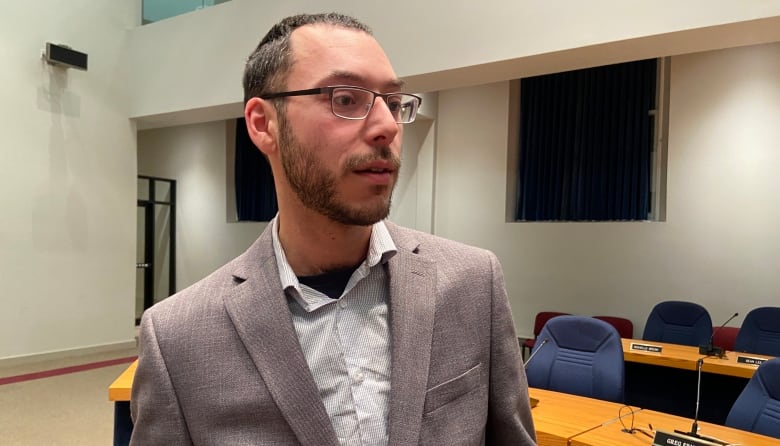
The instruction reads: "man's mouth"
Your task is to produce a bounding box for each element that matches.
[356,167,393,174]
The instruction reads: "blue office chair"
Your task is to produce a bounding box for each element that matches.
[641,301,713,347]
[725,357,780,439]
[525,315,624,403]
[733,307,780,357]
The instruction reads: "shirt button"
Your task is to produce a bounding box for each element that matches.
[355,372,365,382]
[338,300,347,309]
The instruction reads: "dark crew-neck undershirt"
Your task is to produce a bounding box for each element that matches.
[297,263,362,299]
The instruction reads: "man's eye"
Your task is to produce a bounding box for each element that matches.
[333,94,357,107]
[386,97,403,112]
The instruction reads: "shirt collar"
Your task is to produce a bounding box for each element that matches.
[271,215,397,299]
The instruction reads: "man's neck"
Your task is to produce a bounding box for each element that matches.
[276,211,373,277]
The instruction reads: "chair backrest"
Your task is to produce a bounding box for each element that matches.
[733,307,780,356]
[532,311,570,337]
[711,326,739,352]
[641,301,713,347]
[526,315,624,403]
[593,316,634,338]
[725,357,780,439]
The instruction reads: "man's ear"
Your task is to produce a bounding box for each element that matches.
[244,97,279,157]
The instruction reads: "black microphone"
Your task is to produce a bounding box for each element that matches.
[524,338,549,369]
[674,358,730,445]
[699,312,738,357]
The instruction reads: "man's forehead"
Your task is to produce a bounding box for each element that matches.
[290,23,373,51]
[287,24,399,88]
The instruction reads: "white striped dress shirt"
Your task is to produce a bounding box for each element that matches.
[271,217,396,446]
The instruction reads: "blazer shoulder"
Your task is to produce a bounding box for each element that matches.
[144,227,276,319]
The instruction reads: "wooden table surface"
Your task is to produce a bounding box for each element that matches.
[108,359,137,402]
[570,406,779,446]
[622,338,771,378]
[529,387,639,446]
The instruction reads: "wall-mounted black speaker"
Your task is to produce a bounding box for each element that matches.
[45,43,88,71]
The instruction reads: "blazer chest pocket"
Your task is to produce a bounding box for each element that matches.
[423,363,483,414]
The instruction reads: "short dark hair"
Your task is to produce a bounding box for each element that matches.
[242,13,372,104]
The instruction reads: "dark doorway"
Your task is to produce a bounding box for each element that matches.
[136,176,176,325]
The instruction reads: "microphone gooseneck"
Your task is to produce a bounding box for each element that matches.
[699,312,739,357]
[675,358,704,438]
[673,357,730,445]
[523,338,549,369]
[692,357,703,435]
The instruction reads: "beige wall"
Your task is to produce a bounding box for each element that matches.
[434,42,780,338]
[137,122,267,290]
[125,0,780,129]
[0,1,138,358]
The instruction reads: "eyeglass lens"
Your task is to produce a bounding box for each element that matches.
[331,87,418,123]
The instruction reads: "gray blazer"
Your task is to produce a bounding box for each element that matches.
[130,222,536,445]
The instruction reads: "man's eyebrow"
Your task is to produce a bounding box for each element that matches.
[316,71,405,90]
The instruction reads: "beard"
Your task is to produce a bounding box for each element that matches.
[277,114,401,226]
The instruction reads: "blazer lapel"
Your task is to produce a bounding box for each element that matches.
[222,231,340,446]
[385,235,437,445]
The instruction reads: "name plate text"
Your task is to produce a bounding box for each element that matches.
[736,355,767,366]
[630,342,663,353]
[653,429,724,446]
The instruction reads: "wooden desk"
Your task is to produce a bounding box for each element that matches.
[570,407,779,446]
[702,349,773,379]
[108,359,136,402]
[529,387,639,446]
[622,338,771,379]
[621,338,774,424]
[108,359,136,446]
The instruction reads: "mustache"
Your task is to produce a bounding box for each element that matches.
[344,146,401,171]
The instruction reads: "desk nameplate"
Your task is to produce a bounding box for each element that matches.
[630,342,663,353]
[654,429,724,446]
[736,355,766,366]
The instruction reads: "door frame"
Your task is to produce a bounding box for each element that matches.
[136,175,176,324]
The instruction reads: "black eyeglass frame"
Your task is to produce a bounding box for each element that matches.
[259,85,422,124]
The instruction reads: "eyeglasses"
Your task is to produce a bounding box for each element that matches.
[260,85,422,124]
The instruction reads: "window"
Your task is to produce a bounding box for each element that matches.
[141,0,233,24]
[515,58,668,221]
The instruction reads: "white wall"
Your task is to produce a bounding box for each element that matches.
[0,2,138,359]
[433,42,780,338]
[125,0,780,129]
[137,122,267,290]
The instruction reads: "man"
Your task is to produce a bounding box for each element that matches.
[130,12,536,446]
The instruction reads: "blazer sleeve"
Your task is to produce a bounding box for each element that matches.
[485,252,537,445]
[130,311,193,446]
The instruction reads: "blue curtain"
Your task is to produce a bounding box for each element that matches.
[235,118,278,221]
[516,59,656,221]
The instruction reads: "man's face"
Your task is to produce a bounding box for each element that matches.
[275,25,403,226]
